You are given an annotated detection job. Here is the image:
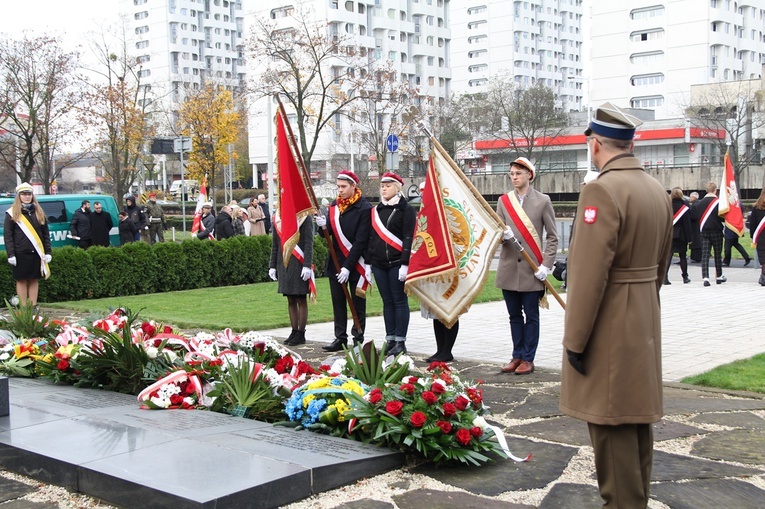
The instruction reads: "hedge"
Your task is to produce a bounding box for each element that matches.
[0,234,329,304]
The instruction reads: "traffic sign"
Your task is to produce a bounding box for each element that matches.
[173,137,192,153]
[386,134,399,153]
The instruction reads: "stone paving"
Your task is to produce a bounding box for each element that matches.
[2,258,765,508]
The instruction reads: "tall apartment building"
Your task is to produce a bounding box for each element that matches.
[118,0,246,116]
[449,0,584,112]
[248,0,452,183]
[591,1,765,119]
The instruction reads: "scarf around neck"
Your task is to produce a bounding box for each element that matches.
[381,194,401,207]
[337,187,362,213]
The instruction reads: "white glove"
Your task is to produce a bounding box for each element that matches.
[144,226,149,230]
[315,215,327,228]
[398,265,408,282]
[44,254,52,263]
[7,256,16,266]
[337,267,350,284]
[534,265,549,281]
[301,267,312,281]
[268,268,277,281]
[502,226,515,241]
[364,264,372,282]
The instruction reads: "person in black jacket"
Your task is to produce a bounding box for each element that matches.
[69,200,92,249]
[90,201,113,247]
[750,186,765,286]
[315,170,372,352]
[4,183,51,307]
[125,196,146,242]
[366,172,416,356]
[118,210,137,246]
[214,206,234,240]
[722,203,752,267]
[664,187,693,285]
[690,181,726,286]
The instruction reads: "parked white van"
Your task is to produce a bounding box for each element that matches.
[169,180,198,200]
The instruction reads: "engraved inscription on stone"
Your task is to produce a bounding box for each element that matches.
[43,391,134,409]
[234,430,383,459]
[127,411,237,431]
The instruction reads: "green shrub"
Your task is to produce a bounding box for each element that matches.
[121,242,160,295]
[313,233,328,277]
[153,242,186,291]
[0,251,16,303]
[39,247,98,302]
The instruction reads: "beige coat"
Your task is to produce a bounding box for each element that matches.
[495,188,558,292]
[560,155,673,426]
[248,203,266,236]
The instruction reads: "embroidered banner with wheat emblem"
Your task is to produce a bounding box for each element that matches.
[405,138,503,328]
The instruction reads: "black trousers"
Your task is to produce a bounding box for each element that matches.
[723,236,750,265]
[701,231,724,279]
[328,268,366,342]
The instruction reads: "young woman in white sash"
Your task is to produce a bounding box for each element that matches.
[3,183,52,308]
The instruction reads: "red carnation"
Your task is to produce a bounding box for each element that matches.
[454,395,470,411]
[170,394,184,406]
[56,359,69,371]
[467,387,483,405]
[295,360,316,376]
[368,388,383,404]
[163,325,173,334]
[442,402,457,417]
[436,420,453,434]
[399,383,415,395]
[141,322,156,337]
[410,411,427,428]
[274,356,295,374]
[456,428,472,445]
[470,426,483,438]
[421,391,438,405]
[385,400,404,416]
[430,383,445,394]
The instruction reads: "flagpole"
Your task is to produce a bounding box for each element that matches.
[423,126,565,310]
[274,94,364,334]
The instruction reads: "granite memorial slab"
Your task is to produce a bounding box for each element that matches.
[651,450,763,481]
[393,488,534,509]
[414,438,577,496]
[478,386,530,414]
[7,378,67,396]
[538,483,602,509]
[651,478,765,509]
[506,391,563,419]
[663,388,765,414]
[691,429,765,465]
[508,416,590,446]
[0,377,8,417]
[691,411,765,429]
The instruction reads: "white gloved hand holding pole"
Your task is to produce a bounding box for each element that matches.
[337,267,350,284]
[268,268,277,281]
[364,264,372,282]
[315,215,327,228]
[301,267,313,281]
[534,265,550,281]
[502,226,515,241]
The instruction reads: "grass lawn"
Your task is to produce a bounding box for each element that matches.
[49,271,564,331]
[682,353,765,394]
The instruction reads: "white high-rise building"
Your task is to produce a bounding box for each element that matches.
[248,0,452,183]
[591,1,765,119]
[118,0,246,115]
[449,0,584,112]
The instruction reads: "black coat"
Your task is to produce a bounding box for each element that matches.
[671,198,693,244]
[270,217,314,295]
[323,197,372,275]
[118,218,137,245]
[90,211,113,247]
[70,208,92,240]
[366,197,416,269]
[750,207,765,240]
[125,203,145,231]
[691,195,724,234]
[214,211,234,240]
[4,207,51,258]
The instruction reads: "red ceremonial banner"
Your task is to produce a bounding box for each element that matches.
[719,150,744,237]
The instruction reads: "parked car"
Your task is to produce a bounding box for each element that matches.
[169,180,198,200]
[0,194,120,250]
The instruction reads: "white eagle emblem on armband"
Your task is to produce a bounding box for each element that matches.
[583,206,598,224]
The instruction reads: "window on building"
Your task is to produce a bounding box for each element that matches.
[630,29,664,42]
[630,95,663,108]
[630,51,664,65]
[630,6,665,20]
[468,5,487,15]
[135,11,149,20]
[631,73,664,85]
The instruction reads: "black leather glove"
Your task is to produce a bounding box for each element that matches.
[566,349,586,375]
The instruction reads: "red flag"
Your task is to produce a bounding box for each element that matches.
[190,176,209,234]
[276,108,314,265]
[719,150,744,237]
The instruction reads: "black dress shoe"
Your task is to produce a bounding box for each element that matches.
[744,258,752,267]
[716,275,727,284]
[683,276,691,284]
[387,342,407,356]
[663,279,671,285]
[283,330,298,345]
[322,339,347,352]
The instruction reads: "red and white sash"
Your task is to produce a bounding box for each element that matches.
[699,198,719,231]
[329,204,371,297]
[371,207,402,252]
[274,217,317,301]
[672,204,689,226]
[500,193,543,264]
[752,214,765,246]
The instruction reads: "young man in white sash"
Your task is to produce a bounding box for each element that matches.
[315,170,372,352]
[3,183,52,308]
[690,181,726,286]
[495,157,558,375]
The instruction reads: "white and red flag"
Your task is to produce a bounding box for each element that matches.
[719,150,745,236]
[405,137,503,328]
[190,175,209,234]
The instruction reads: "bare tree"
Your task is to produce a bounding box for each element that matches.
[79,25,154,202]
[0,33,80,191]
[432,92,493,158]
[686,79,765,181]
[485,73,569,176]
[248,5,370,171]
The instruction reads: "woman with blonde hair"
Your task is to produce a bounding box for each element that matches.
[3,183,52,307]
[749,185,765,286]
[664,187,692,284]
